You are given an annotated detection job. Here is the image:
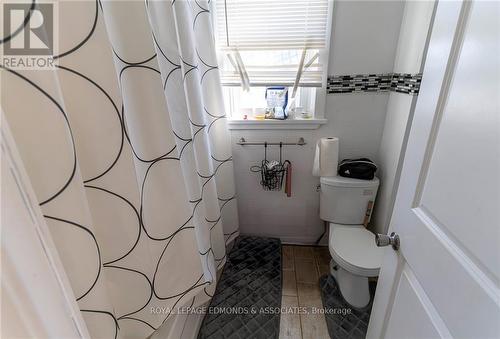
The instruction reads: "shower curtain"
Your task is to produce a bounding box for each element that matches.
[1,0,238,337]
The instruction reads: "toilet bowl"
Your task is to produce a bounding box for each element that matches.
[319,176,384,308]
[328,223,384,308]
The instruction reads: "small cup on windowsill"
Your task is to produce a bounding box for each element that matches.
[253,107,266,120]
[289,106,312,120]
[300,112,313,119]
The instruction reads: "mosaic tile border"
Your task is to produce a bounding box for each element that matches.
[391,73,422,94]
[327,73,422,95]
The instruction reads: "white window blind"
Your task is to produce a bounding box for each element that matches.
[214,0,330,88]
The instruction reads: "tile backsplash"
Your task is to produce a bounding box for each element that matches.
[327,73,422,95]
[390,73,422,94]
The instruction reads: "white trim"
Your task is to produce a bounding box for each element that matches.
[227,118,327,130]
[314,0,334,120]
[212,0,334,121]
[1,112,90,338]
[150,309,206,339]
[179,312,206,339]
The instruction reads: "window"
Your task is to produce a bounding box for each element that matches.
[213,0,333,120]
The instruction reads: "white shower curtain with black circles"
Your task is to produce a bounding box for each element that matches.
[1,0,238,338]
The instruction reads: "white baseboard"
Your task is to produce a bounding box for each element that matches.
[239,231,329,246]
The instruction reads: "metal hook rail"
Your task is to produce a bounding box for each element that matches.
[237,137,306,146]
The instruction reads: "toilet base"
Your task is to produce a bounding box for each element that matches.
[330,259,370,309]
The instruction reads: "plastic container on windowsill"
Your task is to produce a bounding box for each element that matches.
[290,107,312,119]
[239,107,267,120]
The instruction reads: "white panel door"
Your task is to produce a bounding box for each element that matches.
[367,1,500,338]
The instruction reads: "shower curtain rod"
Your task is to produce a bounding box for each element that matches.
[237,137,306,146]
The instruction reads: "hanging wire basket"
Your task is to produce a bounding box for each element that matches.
[251,142,290,191]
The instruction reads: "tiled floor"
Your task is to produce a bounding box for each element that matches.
[279,245,332,339]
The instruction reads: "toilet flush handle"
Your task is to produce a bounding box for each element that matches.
[375,232,400,251]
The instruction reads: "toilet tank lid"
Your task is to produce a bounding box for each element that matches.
[320,176,379,188]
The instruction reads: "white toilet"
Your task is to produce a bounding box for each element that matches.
[319,176,385,308]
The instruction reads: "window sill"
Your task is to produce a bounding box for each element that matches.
[227,118,327,130]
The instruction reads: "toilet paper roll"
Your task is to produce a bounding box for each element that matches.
[312,137,339,177]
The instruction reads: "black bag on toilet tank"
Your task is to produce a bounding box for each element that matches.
[338,158,377,180]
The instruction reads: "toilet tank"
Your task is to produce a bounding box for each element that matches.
[320,176,380,225]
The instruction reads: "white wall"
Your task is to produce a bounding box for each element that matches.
[328,0,405,75]
[372,0,435,235]
[231,0,405,244]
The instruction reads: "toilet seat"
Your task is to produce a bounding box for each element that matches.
[329,223,384,277]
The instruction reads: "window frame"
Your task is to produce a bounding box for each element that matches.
[210,0,334,121]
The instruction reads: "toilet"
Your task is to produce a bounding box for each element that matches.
[319,176,385,308]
